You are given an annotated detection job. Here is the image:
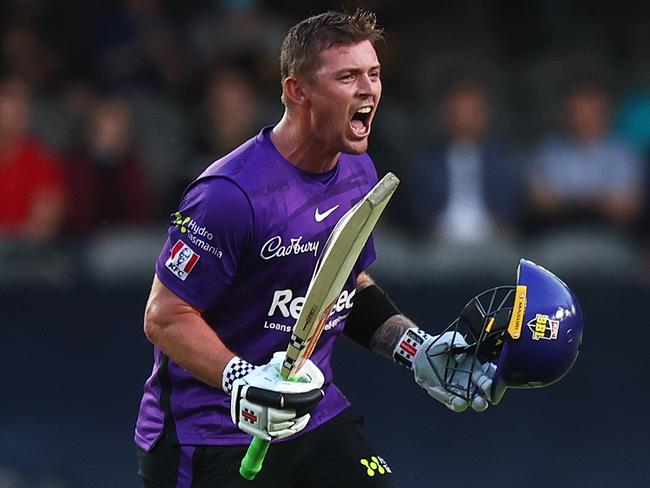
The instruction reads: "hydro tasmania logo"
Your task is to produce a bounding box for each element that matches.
[171,212,222,258]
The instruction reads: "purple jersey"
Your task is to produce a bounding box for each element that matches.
[135,127,378,449]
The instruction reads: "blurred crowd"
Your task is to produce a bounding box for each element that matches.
[0,0,649,286]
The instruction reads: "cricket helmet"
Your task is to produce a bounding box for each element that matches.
[442,259,583,405]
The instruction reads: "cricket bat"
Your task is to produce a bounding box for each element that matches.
[239,172,400,480]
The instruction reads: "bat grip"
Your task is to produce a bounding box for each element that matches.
[239,436,270,480]
[238,368,292,481]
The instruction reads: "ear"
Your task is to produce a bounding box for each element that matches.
[283,76,310,106]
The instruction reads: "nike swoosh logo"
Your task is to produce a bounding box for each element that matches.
[315,204,339,222]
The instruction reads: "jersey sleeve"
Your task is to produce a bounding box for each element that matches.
[155,177,253,310]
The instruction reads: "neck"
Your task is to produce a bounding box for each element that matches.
[270,112,339,173]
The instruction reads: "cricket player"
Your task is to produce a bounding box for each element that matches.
[135,10,495,487]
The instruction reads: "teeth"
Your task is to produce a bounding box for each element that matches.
[357,107,371,114]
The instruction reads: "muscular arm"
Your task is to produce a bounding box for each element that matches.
[355,271,416,358]
[143,275,235,389]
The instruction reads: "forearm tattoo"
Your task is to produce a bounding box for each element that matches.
[369,314,416,359]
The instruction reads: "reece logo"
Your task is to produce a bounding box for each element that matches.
[268,288,355,319]
[165,240,200,281]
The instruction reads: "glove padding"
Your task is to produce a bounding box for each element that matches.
[413,331,495,413]
[231,352,325,441]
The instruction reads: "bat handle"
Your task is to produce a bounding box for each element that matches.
[239,436,271,480]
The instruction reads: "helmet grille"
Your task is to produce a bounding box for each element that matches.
[456,286,515,362]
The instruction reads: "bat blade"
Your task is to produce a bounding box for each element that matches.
[281,172,400,379]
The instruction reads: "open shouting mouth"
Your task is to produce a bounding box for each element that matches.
[350,105,373,138]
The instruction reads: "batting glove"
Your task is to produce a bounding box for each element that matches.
[393,328,495,413]
[224,352,325,441]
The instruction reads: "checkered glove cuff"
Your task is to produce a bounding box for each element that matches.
[392,327,432,370]
[222,356,255,395]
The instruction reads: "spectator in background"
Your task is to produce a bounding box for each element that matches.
[203,66,260,157]
[65,96,155,235]
[0,76,66,242]
[185,1,287,96]
[180,65,263,192]
[524,79,644,236]
[1,21,63,93]
[88,0,191,96]
[614,90,650,158]
[614,88,650,273]
[407,77,522,244]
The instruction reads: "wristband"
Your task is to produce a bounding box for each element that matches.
[344,284,401,349]
[222,356,255,395]
[392,327,432,370]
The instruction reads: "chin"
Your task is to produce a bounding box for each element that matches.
[341,137,369,155]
